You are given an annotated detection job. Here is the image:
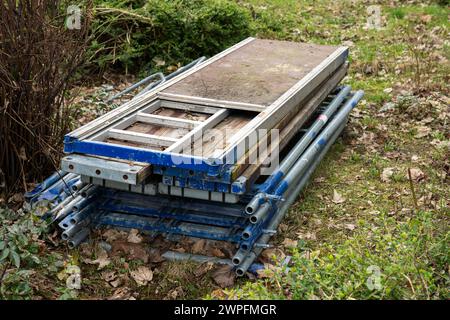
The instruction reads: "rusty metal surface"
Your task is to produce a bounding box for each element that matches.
[162,39,339,107]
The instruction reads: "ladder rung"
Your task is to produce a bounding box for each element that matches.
[108,129,177,147]
[136,112,201,129]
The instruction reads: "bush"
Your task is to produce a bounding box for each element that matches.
[89,0,252,74]
[0,0,91,192]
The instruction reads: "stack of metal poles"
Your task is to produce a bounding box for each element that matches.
[27,86,363,276]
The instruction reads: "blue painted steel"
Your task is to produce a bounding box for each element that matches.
[95,212,243,243]
[98,201,247,229]
[64,137,221,175]
[24,171,67,200]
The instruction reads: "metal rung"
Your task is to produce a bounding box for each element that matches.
[62,155,151,185]
[108,129,177,147]
[136,112,201,129]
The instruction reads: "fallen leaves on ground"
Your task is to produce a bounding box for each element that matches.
[192,239,206,254]
[127,229,143,244]
[212,265,235,288]
[260,248,286,264]
[83,248,111,270]
[112,241,149,263]
[332,189,346,204]
[408,168,425,182]
[282,238,298,249]
[130,266,153,286]
[381,167,395,182]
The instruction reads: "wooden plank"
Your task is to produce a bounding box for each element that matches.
[218,46,348,163]
[68,37,256,140]
[159,100,219,114]
[166,108,229,153]
[233,63,348,187]
[136,112,201,129]
[157,92,265,112]
[108,129,177,147]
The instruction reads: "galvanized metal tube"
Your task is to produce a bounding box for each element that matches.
[69,203,95,225]
[67,228,90,249]
[107,72,165,103]
[236,122,347,276]
[245,86,351,214]
[61,217,91,240]
[249,202,272,224]
[161,250,232,266]
[71,180,86,192]
[81,185,98,198]
[273,90,364,197]
[232,248,248,266]
[54,184,91,222]
[235,92,364,276]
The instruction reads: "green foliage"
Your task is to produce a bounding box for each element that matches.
[0,207,49,299]
[226,211,449,299]
[89,0,251,73]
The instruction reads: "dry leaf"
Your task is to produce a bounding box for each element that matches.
[415,126,431,138]
[194,262,214,277]
[192,239,206,254]
[109,278,122,288]
[260,248,285,263]
[112,241,149,263]
[127,229,143,244]
[332,189,346,204]
[212,265,235,288]
[103,229,126,242]
[84,248,111,270]
[344,223,356,231]
[130,266,153,286]
[109,287,131,300]
[101,271,117,282]
[408,168,425,182]
[210,247,226,258]
[282,238,298,249]
[381,167,395,182]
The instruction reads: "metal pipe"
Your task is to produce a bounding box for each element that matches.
[245,86,351,214]
[24,170,67,200]
[273,90,364,197]
[54,184,92,221]
[234,92,364,276]
[232,248,248,266]
[249,202,272,224]
[81,185,99,198]
[67,228,90,249]
[236,123,346,276]
[71,180,86,192]
[61,217,91,240]
[69,203,95,225]
[107,72,165,103]
[161,250,233,266]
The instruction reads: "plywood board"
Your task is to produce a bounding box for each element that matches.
[162,39,339,107]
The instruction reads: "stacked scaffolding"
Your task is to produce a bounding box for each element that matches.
[26,38,363,276]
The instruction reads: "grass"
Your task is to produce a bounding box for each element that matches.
[0,0,448,300]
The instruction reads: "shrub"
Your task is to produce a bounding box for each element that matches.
[0,0,91,192]
[88,0,252,74]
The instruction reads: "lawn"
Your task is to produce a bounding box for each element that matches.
[0,0,448,299]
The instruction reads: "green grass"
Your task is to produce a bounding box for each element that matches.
[1,0,448,300]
